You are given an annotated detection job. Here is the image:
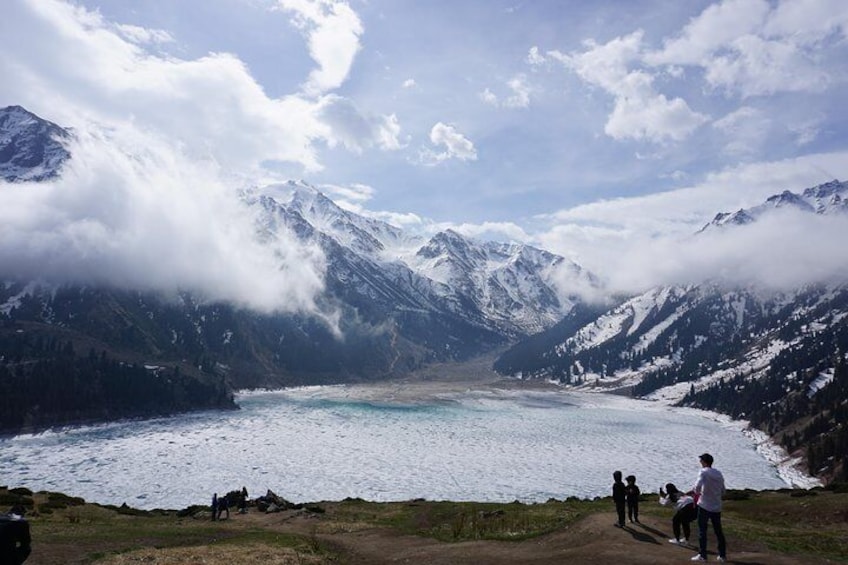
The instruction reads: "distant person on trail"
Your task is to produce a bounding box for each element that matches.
[211,493,218,521]
[612,470,626,527]
[659,483,697,545]
[239,487,248,514]
[691,453,727,562]
[217,494,229,520]
[625,475,640,523]
[0,504,31,564]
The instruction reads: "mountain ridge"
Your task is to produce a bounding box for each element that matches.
[1,105,845,485]
[494,182,848,482]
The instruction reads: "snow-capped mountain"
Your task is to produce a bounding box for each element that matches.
[3,105,845,479]
[700,179,848,231]
[495,180,848,481]
[497,179,848,397]
[1,106,592,393]
[247,180,589,338]
[0,105,70,182]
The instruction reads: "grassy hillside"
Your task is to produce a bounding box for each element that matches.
[2,484,846,564]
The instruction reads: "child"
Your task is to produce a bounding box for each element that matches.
[612,470,626,527]
[625,475,640,523]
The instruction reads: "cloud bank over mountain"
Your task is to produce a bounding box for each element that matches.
[2,0,847,311]
[0,123,327,314]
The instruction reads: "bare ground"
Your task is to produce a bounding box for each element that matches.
[53,504,838,565]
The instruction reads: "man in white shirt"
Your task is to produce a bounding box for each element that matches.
[691,453,727,562]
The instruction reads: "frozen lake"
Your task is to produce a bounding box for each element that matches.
[1,384,794,510]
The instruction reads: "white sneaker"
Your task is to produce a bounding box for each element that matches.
[668,538,683,544]
[691,555,706,562]
[717,557,727,563]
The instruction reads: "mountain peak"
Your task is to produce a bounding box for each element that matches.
[0,104,71,182]
[699,179,847,233]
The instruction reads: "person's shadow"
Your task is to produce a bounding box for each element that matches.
[635,522,668,538]
[622,524,661,545]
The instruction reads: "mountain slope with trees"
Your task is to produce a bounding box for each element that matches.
[495,181,848,483]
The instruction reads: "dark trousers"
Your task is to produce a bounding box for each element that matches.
[615,501,626,526]
[627,500,639,522]
[673,504,697,540]
[697,507,727,558]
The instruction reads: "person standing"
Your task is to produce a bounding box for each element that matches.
[624,475,640,523]
[691,453,727,562]
[612,470,626,527]
[239,486,249,514]
[217,494,229,520]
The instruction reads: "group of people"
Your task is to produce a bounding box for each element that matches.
[611,470,641,525]
[613,453,727,563]
[211,487,249,521]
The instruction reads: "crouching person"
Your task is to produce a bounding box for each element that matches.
[659,483,697,545]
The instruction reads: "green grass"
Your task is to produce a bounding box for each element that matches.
[8,486,848,564]
[331,497,605,542]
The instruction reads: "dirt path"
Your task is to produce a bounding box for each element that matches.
[238,507,830,565]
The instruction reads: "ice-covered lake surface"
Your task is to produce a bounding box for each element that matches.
[2,385,793,510]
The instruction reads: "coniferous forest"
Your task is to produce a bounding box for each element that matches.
[0,324,235,434]
[682,320,848,483]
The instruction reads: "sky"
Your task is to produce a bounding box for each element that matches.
[1,0,848,310]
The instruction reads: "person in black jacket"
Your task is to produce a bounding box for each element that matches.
[612,470,626,527]
[0,505,31,564]
[625,475,641,523]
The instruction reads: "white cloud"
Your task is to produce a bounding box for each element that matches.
[534,151,848,294]
[318,95,404,152]
[480,88,499,106]
[607,212,848,293]
[321,182,375,204]
[604,73,708,142]
[646,0,848,98]
[0,0,333,173]
[789,116,823,147]
[504,75,531,108]
[713,106,771,157]
[704,35,832,97]
[0,0,391,315]
[420,122,478,164]
[116,24,174,45]
[538,0,847,146]
[547,32,708,143]
[527,46,546,66]
[0,125,327,314]
[480,75,531,108]
[402,78,416,89]
[276,0,363,96]
[645,0,770,66]
[446,221,531,243]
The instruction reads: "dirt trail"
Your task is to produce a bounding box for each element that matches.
[242,507,829,565]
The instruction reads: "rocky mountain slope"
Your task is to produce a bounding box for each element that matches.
[0,105,70,182]
[495,180,848,482]
[0,105,593,431]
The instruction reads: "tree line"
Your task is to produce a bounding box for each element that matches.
[0,330,235,434]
